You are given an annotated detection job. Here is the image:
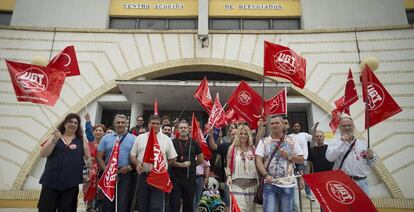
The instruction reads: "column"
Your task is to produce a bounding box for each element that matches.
[130,102,144,129]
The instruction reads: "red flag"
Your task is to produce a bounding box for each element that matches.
[143,128,173,193]
[230,192,241,212]
[97,139,121,201]
[5,60,66,106]
[361,65,402,128]
[84,160,98,201]
[263,41,306,89]
[303,170,377,212]
[47,45,80,77]
[194,77,213,113]
[334,96,349,115]
[335,69,358,115]
[226,81,262,129]
[206,93,227,129]
[154,98,159,115]
[329,109,343,133]
[224,108,245,124]
[264,88,287,116]
[191,113,213,161]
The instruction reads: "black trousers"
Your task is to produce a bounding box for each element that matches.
[169,176,196,212]
[38,186,78,212]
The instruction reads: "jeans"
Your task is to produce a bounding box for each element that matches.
[169,176,196,212]
[102,172,132,212]
[38,186,78,212]
[194,176,204,211]
[354,178,369,195]
[137,173,165,212]
[263,183,294,212]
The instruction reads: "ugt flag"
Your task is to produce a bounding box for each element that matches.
[361,65,402,128]
[227,81,262,129]
[48,45,80,77]
[97,139,121,201]
[143,128,173,193]
[303,170,377,212]
[263,41,306,89]
[206,93,227,129]
[264,88,287,116]
[191,113,213,161]
[194,77,213,114]
[334,69,358,115]
[5,60,66,106]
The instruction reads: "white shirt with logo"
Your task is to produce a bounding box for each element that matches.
[326,138,377,177]
[256,135,303,188]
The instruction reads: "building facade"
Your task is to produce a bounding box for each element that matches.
[0,0,413,209]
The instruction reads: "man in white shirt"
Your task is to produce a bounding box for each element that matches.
[289,121,313,201]
[326,117,377,195]
[130,115,178,212]
[256,115,304,212]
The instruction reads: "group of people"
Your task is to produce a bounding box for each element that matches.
[37,112,377,212]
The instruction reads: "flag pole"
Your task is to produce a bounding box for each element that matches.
[130,174,141,212]
[38,105,54,126]
[177,94,193,121]
[187,138,192,179]
[115,179,118,212]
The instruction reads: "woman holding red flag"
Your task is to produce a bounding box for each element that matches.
[83,113,106,212]
[38,113,91,212]
[226,124,258,212]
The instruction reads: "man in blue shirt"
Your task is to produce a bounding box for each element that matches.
[97,114,136,212]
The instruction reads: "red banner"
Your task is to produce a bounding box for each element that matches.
[361,65,402,128]
[303,170,377,212]
[194,77,213,114]
[329,109,343,133]
[5,60,66,106]
[84,160,98,202]
[143,128,173,193]
[224,108,245,124]
[191,113,213,161]
[206,93,227,129]
[263,41,306,89]
[264,88,287,116]
[48,45,80,77]
[335,69,358,115]
[97,140,121,201]
[227,81,262,129]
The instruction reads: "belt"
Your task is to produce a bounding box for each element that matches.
[350,176,367,181]
[196,175,204,177]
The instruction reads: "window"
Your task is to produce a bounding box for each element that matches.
[243,19,270,30]
[272,19,301,30]
[407,10,414,24]
[109,18,136,29]
[168,19,197,29]
[138,19,166,30]
[0,12,12,25]
[211,19,240,30]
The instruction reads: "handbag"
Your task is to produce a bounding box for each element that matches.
[254,134,285,205]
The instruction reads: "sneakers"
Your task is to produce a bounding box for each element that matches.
[306,195,316,202]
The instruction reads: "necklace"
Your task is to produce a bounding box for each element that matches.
[178,139,189,160]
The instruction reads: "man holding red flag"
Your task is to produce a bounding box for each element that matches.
[96,114,136,212]
[169,120,204,212]
[130,115,177,212]
[326,117,378,195]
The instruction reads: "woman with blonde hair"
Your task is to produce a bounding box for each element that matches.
[226,124,258,211]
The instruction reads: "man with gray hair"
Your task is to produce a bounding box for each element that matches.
[326,117,377,195]
[97,114,136,212]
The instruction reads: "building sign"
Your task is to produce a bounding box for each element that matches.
[110,0,197,17]
[211,0,301,17]
[110,0,301,17]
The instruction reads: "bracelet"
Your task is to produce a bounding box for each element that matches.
[288,154,293,161]
[52,140,57,144]
[263,173,269,178]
